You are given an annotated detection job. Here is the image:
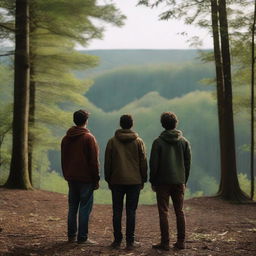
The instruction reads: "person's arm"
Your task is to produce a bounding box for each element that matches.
[60,138,66,179]
[184,140,192,184]
[149,139,160,187]
[87,135,100,189]
[104,139,112,185]
[137,139,148,187]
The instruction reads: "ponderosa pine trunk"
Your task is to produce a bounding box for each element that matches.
[216,0,248,201]
[5,0,32,189]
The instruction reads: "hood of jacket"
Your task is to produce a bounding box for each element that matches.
[66,126,89,138]
[115,129,138,143]
[159,129,183,143]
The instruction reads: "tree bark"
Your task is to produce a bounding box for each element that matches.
[28,64,35,185]
[250,0,256,200]
[216,0,249,201]
[5,0,32,189]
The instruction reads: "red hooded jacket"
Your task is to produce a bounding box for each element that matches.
[61,126,100,184]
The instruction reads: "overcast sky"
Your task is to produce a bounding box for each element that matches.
[82,0,213,50]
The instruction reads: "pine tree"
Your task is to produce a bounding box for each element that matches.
[0,0,125,188]
[5,0,32,189]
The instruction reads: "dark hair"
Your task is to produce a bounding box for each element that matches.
[120,114,133,129]
[73,110,89,126]
[160,112,178,130]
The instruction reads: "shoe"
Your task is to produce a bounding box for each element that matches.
[77,238,98,245]
[126,241,141,250]
[173,241,186,250]
[68,236,76,243]
[110,240,121,249]
[152,243,170,251]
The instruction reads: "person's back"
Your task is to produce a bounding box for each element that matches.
[61,110,99,244]
[105,129,146,185]
[150,129,190,186]
[104,114,147,250]
[150,112,191,251]
[61,126,99,183]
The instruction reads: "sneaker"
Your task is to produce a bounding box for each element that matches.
[126,241,141,250]
[77,238,98,245]
[152,243,170,251]
[110,241,121,249]
[173,241,186,250]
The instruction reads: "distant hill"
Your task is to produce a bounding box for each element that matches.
[79,49,209,77]
[85,62,215,111]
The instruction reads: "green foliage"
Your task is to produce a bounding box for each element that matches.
[33,170,68,194]
[238,173,255,200]
[27,171,210,204]
[86,63,214,111]
[31,0,125,46]
[0,64,12,179]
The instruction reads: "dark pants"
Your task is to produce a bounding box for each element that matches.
[67,181,94,241]
[156,184,186,245]
[111,184,141,243]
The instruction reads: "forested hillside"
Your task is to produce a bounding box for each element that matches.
[48,50,251,202]
[0,49,253,203]
[79,49,204,76]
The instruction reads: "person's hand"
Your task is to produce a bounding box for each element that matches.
[151,185,156,192]
[140,183,144,190]
[94,183,99,190]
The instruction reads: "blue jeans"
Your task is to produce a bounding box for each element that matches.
[111,184,141,243]
[67,181,94,241]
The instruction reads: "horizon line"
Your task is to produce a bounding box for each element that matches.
[80,48,213,51]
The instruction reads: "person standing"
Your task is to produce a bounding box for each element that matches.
[150,112,191,251]
[104,114,147,250]
[61,110,100,244]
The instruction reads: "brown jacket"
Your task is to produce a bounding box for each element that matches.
[61,126,100,184]
[104,129,148,185]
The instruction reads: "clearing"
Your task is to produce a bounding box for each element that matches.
[0,188,255,256]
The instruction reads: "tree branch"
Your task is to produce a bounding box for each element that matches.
[0,51,14,57]
[0,23,15,32]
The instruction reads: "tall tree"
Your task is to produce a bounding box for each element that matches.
[5,0,32,189]
[26,0,125,184]
[216,0,248,200]
[138,0,252,201]
[0,0,125,186]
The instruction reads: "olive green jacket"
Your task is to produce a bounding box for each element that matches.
[150,129,191,185]
[104,129,148,185]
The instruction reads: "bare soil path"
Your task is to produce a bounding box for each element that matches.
[0,188,255,256]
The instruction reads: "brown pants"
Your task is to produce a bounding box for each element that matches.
[156,184,186,245]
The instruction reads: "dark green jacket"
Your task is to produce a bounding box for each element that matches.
[150,129,191,185]
[104,129,148,185]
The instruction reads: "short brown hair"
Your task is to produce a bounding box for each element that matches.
[120,114,133,129]
[160,112,178,130]
[73,110,89,126]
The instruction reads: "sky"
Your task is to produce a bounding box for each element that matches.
[82,0,213,50]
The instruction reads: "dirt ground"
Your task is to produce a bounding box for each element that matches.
[0,188,255,256]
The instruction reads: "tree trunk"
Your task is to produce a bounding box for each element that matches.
[5,0,32,189]
[216,0,248,201]
[27,0,37,186]
[250,0,256,200]
[28,65,35,185]
[210,0,226,192]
